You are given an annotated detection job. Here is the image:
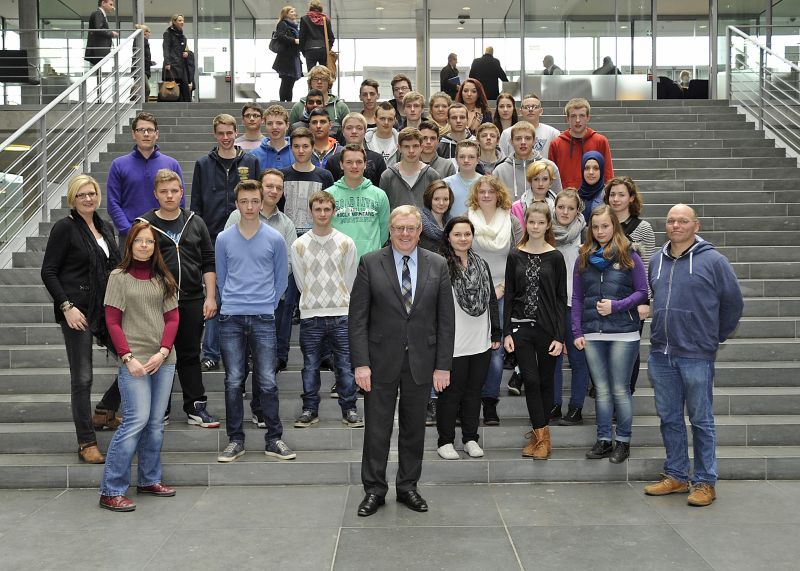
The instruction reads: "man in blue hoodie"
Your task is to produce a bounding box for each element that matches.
[644,204,743,507]
[249,104,295,171]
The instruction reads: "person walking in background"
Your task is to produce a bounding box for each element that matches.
[162,14,190,102]
[468,47,508,101]
[299,0,334,72]
[572,205,647,465]
[644,204,743,507]
[440,53,460,98]
[85,0,118,69]
[272,5,303,102]
[436,216,500,461]
[41,175,122,463]
[133,24,154,101]
[98,221,179,512]
[593,56,621,75]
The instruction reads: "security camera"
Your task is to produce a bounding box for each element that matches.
[459,19,465,25]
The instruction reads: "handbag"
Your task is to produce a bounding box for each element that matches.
[269,30,281,54]
[322,19,337,79]
[158,69,180,101]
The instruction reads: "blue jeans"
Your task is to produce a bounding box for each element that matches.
[201,289,222,362]
[648,351,717,485]
[299,316,357,414]
[554,309,590,408]
[582,339,639,443]
[220,314,283,445]
[99,364,175,496]
[481,297,505,399]
[276,275,299,363]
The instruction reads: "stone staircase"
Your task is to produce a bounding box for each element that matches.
[1,100,799,488]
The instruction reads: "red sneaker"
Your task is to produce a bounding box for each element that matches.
[99,495,136,512]
[136,483,176,497]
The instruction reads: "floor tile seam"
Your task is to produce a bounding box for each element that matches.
[338,525,508,530]
[140,523,181,570]
[490,489,525,571]
[624,481,677,525]
[330,486,351,571]
[667,522,737,571]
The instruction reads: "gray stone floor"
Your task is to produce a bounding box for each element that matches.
[0,481,797,570]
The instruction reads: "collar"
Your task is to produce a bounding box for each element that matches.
[392,247,418,266]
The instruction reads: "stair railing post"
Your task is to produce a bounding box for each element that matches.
[114,50,121,133]
[81,80,89,172]
[726,27,732,101]
[758,46,765,130]
[38,114,48,221]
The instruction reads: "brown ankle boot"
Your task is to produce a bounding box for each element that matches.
[532,427,550,460]
[92,408,121,430]
[522,430,539,457]
[78,442,105,464]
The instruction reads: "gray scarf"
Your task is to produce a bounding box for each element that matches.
[554,215,586,246]
[452,249,492,317]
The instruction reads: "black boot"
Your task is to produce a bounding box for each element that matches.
[549,404,562,424]
[559,406,583,426]
[425,399,437,426]
[609,441,630,464]
[482,397,500,426]
[507,371,523,396]
[585,440,613,459]
[503,351,516,370]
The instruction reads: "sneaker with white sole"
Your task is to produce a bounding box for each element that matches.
[294,410,319,428]
[217,441,245,463]
[342,410,364,428]
[251,413,266,429]
[187,401,220,428]
[464,440,484,458]
[437,443,460,460]
[265,439,296,460]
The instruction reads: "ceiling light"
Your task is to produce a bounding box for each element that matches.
[376,6,384,10]
[539,26,548,29]
[4,144,31,152]
[462,6,471,10]
[620,25,628,29]
[378,27,386,31]
[457,26,464,30]
[699,25,707,29]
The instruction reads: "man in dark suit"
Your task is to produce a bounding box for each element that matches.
[349,205,455,517]
[440,53,459,98]
[468,46,508,101]
[84,0,118,66]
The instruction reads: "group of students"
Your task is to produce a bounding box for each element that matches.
[41,74,739,512]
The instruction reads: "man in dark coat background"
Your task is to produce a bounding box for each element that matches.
[440,53,459,98]
[468,46,508,101]
[84,0,118,66]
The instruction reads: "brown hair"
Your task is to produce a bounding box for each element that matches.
[119,221,178,300]
[259,168,285,183]
[391,74,412,90]
[455,78,491,116]
[264,104,289,122]
[519,201,556,248]
[213,113,237,131]
[492,92,518,131]
[467,175,513,211]
[131,111,158,131]
[308,190,335,210]
[554,188,584,220]
[234,179,262,201]
[241,103,263,117]
[341,143,367,161]
[153,168,182,191]
[603,176,643,218]
[565,97,591,117]
[398,127,422,145]
[423,179,454,211]
[290,127,314,144]
[577,205,634,270]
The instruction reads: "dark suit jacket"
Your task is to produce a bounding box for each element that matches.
[84,8,113,64]
[468,54,509,101]
[349,246,455,386]
[440,65,459,98]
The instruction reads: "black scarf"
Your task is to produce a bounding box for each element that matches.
[70,210,120,351]
[452,250,492,317]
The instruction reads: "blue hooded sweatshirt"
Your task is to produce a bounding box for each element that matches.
[249,136,295,171]
[648,238,743,360]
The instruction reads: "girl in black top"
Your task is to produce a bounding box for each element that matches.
[503,201,567,460]
[40,175,121,463]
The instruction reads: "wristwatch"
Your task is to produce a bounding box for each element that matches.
[121,353,134,364]
[159,348,170,359]
[60,301,74,312]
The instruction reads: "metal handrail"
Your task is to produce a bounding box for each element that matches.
[726,25,800,154]
[0,29,145,265]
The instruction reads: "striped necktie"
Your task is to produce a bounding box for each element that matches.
[401,255,412,314]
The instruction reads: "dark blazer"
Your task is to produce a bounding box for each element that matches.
[162,25,187,81]
[440,64,459,98]
[272,18,302,79]
[468,53,509,101]
[84,8,113,64]
[299,14,334,54]
[349,246,455,386]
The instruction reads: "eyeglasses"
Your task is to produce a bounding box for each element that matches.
[521,104,542,111]
[133,128,157,135]
[243,113,262,119]
[133,238,155,246]
[75,191,97,200]
[391,225,420,234]
[393,86,410,93]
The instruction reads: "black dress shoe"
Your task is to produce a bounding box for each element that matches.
[396,490,428,512]
[357,493,385,517]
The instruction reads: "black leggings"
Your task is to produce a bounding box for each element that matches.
[512,323,557,429]
[279,76,297,102]
[437,349,491,447]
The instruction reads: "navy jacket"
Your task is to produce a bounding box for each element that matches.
[649,238,743,360]
[190,148,260,241]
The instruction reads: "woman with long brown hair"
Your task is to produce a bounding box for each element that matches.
[98,221,180,512]
[571,205,647,465]
[492,92,518,133]
[456,78,493,132]
[503,202,567,459]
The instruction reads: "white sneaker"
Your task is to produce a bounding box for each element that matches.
[437,443,460,460]
[464,440,485,458]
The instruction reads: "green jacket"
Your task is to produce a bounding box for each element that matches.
[327,177,389,259]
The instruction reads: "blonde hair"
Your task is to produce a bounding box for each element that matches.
[526,161,554,183]
[565,97,591,117]
[342,112,367,129]
[510,120,535,140]
[67,174,102,209]
[467,175,513,211]
[403,91,424,107]
[153,168,182,191]
[278,5,294,21]
[135,24,151,34]
[170,14,184,25]
[578,205,634,271]
[475,123,500,138]
[390,205,422,226]
[213,113,237,131]
[307,65,334,87]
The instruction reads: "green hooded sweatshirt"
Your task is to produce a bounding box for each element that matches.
[327,177,390,259]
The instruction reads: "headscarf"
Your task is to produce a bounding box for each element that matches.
[578,150,605,221]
